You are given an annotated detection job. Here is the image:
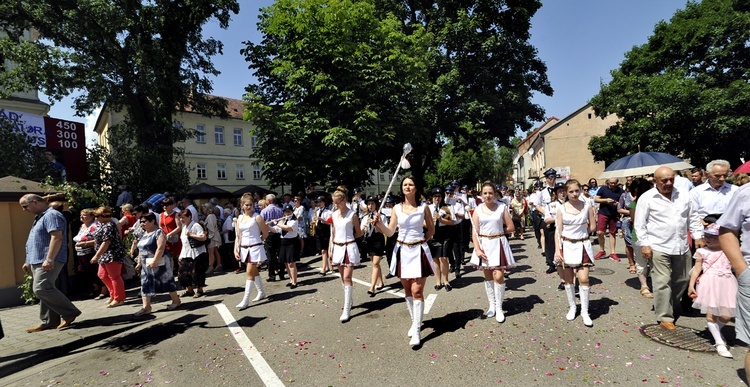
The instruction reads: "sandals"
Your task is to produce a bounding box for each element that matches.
[134,308,152,317]
[628,265,637,274]
[640,286,654,299]
[167,302,181,310]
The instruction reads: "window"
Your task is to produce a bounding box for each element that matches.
[197,163,206,179]
[379,172,385,182]
[233,128,243,146]
[236,164,245,180]
[217,163,227,179]
[251,135,259,148]
[174,121,184,142]
[253,164,262,180]
[215,126,224,145]
[196,125,206,143]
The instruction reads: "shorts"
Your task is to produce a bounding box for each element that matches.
[621,217,632,247]
[736,269,750,345]
[596,213,617,234]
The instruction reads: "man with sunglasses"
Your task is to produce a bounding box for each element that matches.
[19,194,81,332]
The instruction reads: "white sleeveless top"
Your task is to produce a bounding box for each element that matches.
[333,209,356,243]
[238,214,262,246]
[560,202,591,239]
[396,203,426,242]
[476,202,506,236]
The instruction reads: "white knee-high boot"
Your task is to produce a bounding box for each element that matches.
[252,276,266,301]
[406,297,415,336]
[236,279,255,309]
[580,286,593,327]
[564,284,577,321]
[409,300,424,347]
[340,285,352,322]
[484,281,496,318]
[495,282,506,323]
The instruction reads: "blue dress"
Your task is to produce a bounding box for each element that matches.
[137,229,178,296]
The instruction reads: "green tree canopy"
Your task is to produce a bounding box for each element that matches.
[589,0,750,167]
[0,0,239,195]
[244,0,551,190]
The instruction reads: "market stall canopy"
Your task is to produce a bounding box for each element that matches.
[186,183,232,199]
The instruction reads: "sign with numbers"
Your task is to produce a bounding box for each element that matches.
[1,109,87,182]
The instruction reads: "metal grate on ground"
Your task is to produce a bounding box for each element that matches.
[640,323,714,352]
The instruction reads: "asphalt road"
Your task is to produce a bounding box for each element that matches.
[2,232,746,386]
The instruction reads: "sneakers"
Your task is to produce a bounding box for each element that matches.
[609,254,621,262]
[594,251,607,260]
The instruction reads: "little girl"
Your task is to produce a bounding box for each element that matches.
[688,223,738,358]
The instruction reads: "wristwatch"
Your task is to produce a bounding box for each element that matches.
[45,258,54,263]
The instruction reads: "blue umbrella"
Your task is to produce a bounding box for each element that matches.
[598,152,693,179]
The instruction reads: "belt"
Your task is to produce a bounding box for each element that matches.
[560,236,589,243]
[397,239,426,247]
[332,240,355,246]
[241,242,263,248]
[478,233,504,239]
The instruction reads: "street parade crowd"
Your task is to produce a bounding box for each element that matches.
[16,158,750,372]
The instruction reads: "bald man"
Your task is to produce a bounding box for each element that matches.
[634,167,705,330]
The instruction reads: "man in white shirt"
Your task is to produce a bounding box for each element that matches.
[535,169,558,273]
[446,186,466,276]
[689,159,737,225]
[634,167,705,330]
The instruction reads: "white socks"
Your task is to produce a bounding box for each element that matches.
[709,321,732,358]
[409,300,424,347]
[564,284,577,321]
[580,286,593,327]
[252,276,266,301]
[340,285,352,322]
[494,283,505,323]
[484,281,496,318]
[236,279,255,309]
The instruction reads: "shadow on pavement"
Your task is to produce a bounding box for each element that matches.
[97,313,208,352]
[585,276,604,286]
[235,315,267,328]
[587,297,619,319]
[449,276,483,289]
[505,276,537,291]
[349,297,403,319]
[421,308,483,345]
[505,294,544,317]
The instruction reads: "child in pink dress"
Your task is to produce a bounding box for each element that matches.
[688,223,737,358]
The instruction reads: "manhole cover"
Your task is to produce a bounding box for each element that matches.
[592,268,615,275]
[640,323,713,352]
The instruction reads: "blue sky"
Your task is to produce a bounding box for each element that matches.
[45,0,692,146]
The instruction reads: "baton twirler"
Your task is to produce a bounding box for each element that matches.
[378,143,412,213]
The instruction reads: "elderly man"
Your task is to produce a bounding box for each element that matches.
[594,178,624,261]
[690,159,737,226]
[634,167,705,330]
[20,194,81,332]
[717,183,750,375]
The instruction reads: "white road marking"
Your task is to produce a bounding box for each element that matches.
[332,272,437,314]
[215,304,285,387]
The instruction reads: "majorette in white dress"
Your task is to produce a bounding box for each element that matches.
[237,214,267,264]
[331,209,361,266]
[470,202,515,270]
[389,203,434,278]
[558,202,595,267]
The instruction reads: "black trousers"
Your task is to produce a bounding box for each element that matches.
[451,224,463,269]
[532,211,543,247]
[265,233,285,278]
[460,220,471,253]
[543,224,556,267]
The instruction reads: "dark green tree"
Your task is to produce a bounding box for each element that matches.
[244,0,551,190]
[589,0,750,167]
[0,0,239,195]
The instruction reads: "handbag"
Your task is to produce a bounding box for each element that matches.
[188,223,209,248]
[145,257,166,266]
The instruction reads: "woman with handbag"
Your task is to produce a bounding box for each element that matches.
[91,206,128,308]
[203,203,223,274]
[178,210,209,298]
[73,208,105,299]
[159,198,182,267]
[134,212,180,316]
[553,180,597,327]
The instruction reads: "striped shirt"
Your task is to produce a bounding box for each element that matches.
[26,207,68,264]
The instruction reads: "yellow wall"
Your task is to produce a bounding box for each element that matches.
[0,201,35,289]
[543,106,619,185]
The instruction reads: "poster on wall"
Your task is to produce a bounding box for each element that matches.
[0,109,87,182]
